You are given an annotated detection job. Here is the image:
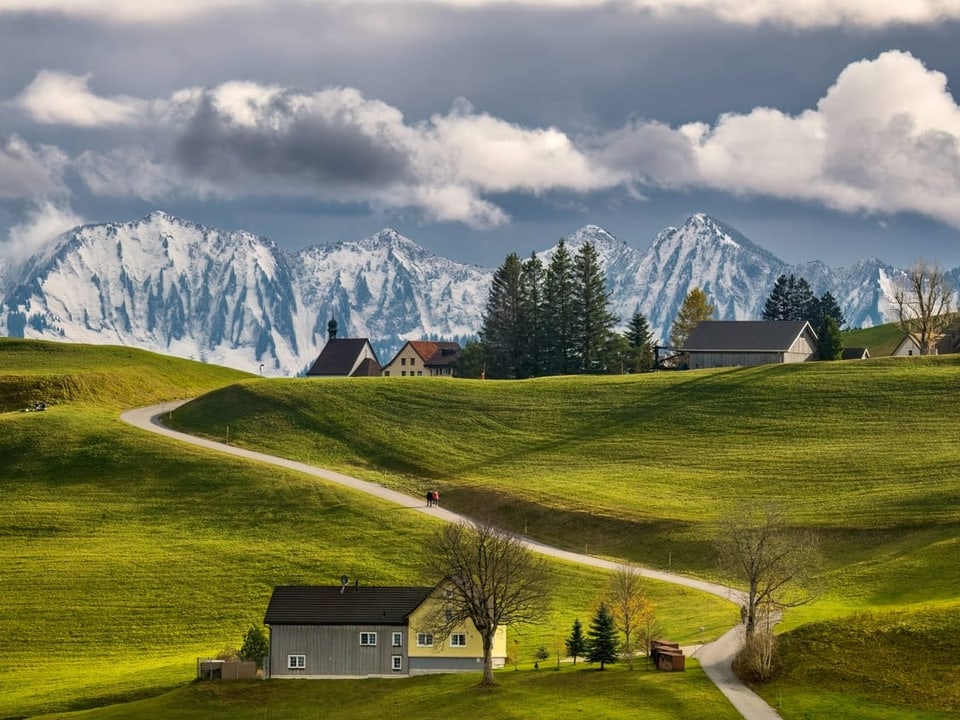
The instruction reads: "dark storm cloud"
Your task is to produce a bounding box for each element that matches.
[172,93,411,190]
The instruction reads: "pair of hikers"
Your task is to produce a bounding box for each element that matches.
[425,490,440,507]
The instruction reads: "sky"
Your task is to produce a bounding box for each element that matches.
[2,0,960,270]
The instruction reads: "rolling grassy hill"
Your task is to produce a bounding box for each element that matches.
[0,340,734,719]
[168,355,960,717]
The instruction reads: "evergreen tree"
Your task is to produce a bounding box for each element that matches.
[455,339,488,379]
[816,291,846,331]
[479,253,525,378]
[818,315,843,360]
[572,241,618,373]
[585,603,619,669]
[542,240,577,375]
[763,274,819,323]
[669,288,716,348]
[239,625,269,668]
[624,308,656,373]
[566,618,587,665]
[517,253,546,378]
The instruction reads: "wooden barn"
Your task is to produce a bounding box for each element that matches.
[681,320,819,369]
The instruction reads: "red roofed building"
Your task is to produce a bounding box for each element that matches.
[382,341,461,377]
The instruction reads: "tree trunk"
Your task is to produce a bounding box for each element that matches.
[481,631,495,686]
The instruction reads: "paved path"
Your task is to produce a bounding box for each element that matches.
[121,401,782,720]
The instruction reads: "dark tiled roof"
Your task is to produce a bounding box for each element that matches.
[841,347,869,359]
[264,585,434,625]
[306,339,379,376]
[351,357,383,376]
[682,320,816,352]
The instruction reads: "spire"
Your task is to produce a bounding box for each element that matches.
[327,318,338,341]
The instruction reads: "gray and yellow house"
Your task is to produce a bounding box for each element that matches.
[263,582,507,678]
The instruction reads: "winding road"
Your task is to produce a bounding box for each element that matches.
[121,401,782,720]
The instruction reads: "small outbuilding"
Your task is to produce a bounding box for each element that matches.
[681,320,819,369]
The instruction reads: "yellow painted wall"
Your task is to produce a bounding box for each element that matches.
[406,596,507,659]
[382,343,426,377]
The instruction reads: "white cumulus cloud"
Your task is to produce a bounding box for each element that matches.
[0,200,84,264]
[12,71,144,127]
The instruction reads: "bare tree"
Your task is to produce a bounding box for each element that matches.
[607,564,657,669]
[422,519,550,686]
[716,502,822,639]
[893,259,954,355]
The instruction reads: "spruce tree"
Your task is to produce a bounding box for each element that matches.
[585,603,619,669]
[762,274,791,321]
[818,315,843,360]
[479,253,525,378]
[566,618,586,665]
[572,241,618,373]
[542,240,576,375]
[624,308,655,372]
[517,253,546,378]
[816,291,846,331]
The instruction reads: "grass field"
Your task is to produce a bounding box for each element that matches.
[4,338,959,718]
[167,355,960,717]
[0,340,734,719]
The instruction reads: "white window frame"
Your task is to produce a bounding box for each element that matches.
[416,632,434,647]
[392,654,403,672]
[392,632,403,647]
[450,633,467,647]
[287,654,306,669]
[360,632,378,647]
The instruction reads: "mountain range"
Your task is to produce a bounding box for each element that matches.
[0,211,945,376]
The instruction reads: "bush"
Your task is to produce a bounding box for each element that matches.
[239,625,269,668]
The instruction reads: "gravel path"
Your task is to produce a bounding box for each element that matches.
[121,401,782,720]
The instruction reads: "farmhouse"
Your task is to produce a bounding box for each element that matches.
[891,330,960,357]
[264,581,506,678]
[381,341,462,377]
[681,320,819,369]
[305,319,382,377]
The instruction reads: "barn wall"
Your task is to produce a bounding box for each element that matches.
[269,623,407,677]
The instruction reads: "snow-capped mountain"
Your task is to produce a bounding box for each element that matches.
[0,211,926,374]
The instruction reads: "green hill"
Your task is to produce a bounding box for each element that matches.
[0,340,733,719]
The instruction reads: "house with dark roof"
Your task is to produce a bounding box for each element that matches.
[264,581,506,678]
[381,341,461,377]
[681,320,819,369]
[891,328,960,357]
[305,319,382,377]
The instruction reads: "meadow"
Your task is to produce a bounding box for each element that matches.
[168,353,960,717]
[0,339,733,719]
[3,337,959,718]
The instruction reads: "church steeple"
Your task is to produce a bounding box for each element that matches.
[327,318,338,341]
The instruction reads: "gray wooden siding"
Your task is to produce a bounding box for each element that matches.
[688,351,784,369]
[409,656,491,673]
[269,624,407,677]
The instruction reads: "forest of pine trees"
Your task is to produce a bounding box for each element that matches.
[473,240,656,379]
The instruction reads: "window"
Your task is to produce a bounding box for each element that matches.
[401,358,406,365]
[444,608,453,621]
[360,632,377,646]
[392,655,403,672]
[451,634,467,647]
[288,654,306,669]
[401,371,406,376]
[417,371,422,376]
[384,370,390,376]
[392,632,403,647]
[416,633,434,647]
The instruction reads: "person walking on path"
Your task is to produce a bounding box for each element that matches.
[426,490,434,507]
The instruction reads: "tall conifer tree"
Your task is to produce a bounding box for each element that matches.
[543,240,576,375]
[479,253,524,378]
[573,241,618,373]
[585,603,619,669]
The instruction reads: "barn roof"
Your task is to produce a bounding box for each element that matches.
[264,585,434,625]
[682,320,817,352]
[306,338,380,376]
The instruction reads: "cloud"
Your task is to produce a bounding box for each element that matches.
[12,70,144,127]
[0,200,83,263]
[0,134,68,199]
[596,50,960,230]
[3,0,960,28]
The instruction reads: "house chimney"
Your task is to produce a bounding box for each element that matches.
[327,318,338,341]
